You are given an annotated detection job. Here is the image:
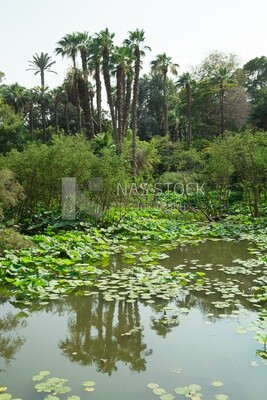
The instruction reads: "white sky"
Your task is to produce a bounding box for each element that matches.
[1,0,267,88]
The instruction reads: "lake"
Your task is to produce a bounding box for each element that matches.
[0,239,266,400]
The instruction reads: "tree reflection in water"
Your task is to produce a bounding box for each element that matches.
[0,303,27,369]
[59,293,152,375]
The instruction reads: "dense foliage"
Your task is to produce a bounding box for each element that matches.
[0,27,266,307]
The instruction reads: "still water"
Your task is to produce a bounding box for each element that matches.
[0,240,266,400]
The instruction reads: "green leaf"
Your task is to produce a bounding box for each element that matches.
[175,387,188,395]
[153,388,166,396]
[211,381,223,387]
[67,396,80,400]
[0,395,12,400]
[147,383,159,389]
[160,394,175,400]
[215,395,229,400]
[32,374,44,382]
[82,381,96,387]
[39,371,51,376]
[55,387,71,394]
[44,396,60,400]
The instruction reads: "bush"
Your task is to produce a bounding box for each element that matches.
[2,135,131,219]
[0,228,32,255]
[0,168,24,220]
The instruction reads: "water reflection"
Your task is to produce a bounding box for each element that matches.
[0,307,26,368]
[58,294,152,375]
[0,238,266,400]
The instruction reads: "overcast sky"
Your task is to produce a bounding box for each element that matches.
[1,0,267,88]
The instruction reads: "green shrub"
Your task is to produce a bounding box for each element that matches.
[0,168,24,220]
[0,228,32,255]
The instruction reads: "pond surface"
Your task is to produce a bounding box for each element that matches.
[0,239,266,400]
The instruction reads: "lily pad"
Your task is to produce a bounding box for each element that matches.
[147,383,159,389]
[82,381,96,387]
[32,375,44,382]
[215,395,229,400]
[211,381,223,387]
[160,394,175,400]
[39,371,51,376]
[153,388,166,396]
[0,395,12,400]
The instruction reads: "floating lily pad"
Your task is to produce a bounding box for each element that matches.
[160,394,175,400]
[39,371,51,376]
[32,375,44,382]
[44,396,60,400]
[0,395,12,400]
[147,383,159,389]
[153,388,166,396]
[83,381,96,387]
[211,381,223,387]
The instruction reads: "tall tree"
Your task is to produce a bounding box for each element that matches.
[0,83,27,115]
[89,37,103,134]
[27,52,56,87]
[75,31,95,139]
[27,52,56,141]
[177,72,194,146]
[55,33,82,132]
[151,53,179,138]
[243,56,267,99]
[112,45,133,152]
[210,67,235,136]
[94,29,117,144]
[124,29,150,175]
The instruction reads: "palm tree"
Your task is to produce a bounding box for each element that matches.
[27,52,56,87]
[177,72,194,146]
[94,29,117,144]
[112,45,133,152]
[151,53,179,139]
[1,83,27,115]
[210,67,235,136]
[55,33,82,132]
[27,52,56,141]
[75,31,94,140]
[88,36,103,134]
[50,87,64,135]
[124,29,150,175]
[24,88,37,137]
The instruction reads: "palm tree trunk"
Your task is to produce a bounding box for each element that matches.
[29,104,34,139]
[186,82,192,146]
[163,72,168,138]
[54,101,59,135]
[77,75,94,140]
[220,84,224,137]
[41,95,47,142]
[74,70,82,133]
[122,74,132,138]
[64,103,70,135]
[131,47,140,176]
[116,66,124,153]
[95,62,102,133]
[103,48,118,147]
